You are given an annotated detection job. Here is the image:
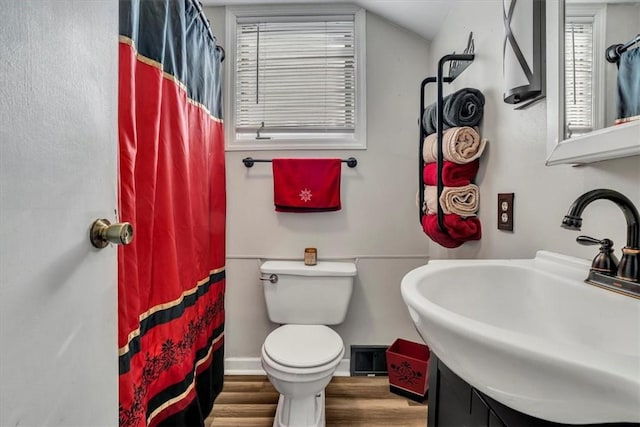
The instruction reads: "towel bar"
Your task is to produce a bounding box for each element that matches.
[242,157,358,168]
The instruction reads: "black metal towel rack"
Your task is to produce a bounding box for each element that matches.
[243,157,358,168]
[418,33,475,235]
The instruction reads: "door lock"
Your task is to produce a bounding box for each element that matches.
[90,218,134,248]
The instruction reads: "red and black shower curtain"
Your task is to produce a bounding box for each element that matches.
[117,1,225,426]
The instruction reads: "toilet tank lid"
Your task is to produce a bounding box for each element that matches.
[260,260,357,277]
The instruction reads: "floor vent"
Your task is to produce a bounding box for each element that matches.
[350,345,389,376]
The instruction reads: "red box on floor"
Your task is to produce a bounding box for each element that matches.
[386,338,430,402]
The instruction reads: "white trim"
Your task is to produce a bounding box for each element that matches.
[224,357,266,375]
[546,120,640,165]
[224,5,367,151]
[225,357,351,376]
[593,6,605,132]
[546,0,640,166]
[546,0,564,159]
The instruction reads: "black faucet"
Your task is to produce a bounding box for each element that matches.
[562,189,640,297]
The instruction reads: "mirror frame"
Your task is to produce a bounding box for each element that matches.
[546,0,640,166]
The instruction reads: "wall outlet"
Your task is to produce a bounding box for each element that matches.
[498,193,514,231]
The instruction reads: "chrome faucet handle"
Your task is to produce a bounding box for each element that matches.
[577,235,619,276]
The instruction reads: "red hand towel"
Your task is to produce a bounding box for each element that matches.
[423,160,479,187]
[272,158,342,212]
[421,214,482,248]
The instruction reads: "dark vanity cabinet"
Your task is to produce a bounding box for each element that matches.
[427,356,506,427]
[427,355,639,427]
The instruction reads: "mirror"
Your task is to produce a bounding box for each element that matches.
[564,0,639,138]
[546,0,640,166]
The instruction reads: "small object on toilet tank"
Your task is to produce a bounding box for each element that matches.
[304,248,317,266]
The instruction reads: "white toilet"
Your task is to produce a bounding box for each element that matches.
[259,260,357,427]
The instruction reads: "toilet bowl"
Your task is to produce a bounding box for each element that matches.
[259,261,356,427]
[261,324,344,427]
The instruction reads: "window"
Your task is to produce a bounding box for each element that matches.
[564,5,604,138]
[565,19,594,136]
[225,5,366,150]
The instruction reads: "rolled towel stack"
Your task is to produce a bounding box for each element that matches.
[422,214,482,249]
[423,127,487,164]
[420,87,487,248]
[423,184,480,217]
[422,88,485,135]
[423,160,479,187]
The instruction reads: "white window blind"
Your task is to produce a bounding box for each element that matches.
[565,20,594,137]
[235,15,357,140]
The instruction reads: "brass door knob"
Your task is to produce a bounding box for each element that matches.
[90,218,134,248]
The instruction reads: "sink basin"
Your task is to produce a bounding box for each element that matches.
[401,251,640,424]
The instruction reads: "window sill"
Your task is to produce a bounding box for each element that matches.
[225,138,367,152]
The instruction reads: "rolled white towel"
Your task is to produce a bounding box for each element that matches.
[423,127,487,164]
[424,184,479,217]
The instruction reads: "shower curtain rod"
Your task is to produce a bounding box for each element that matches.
[191,0,225,61]
[605,33,640,63]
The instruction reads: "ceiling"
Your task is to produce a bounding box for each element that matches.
[201,0,454,40]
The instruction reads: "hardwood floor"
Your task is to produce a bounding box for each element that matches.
[206,375,427,427]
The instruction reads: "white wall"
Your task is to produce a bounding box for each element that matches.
[427,0,640,262]
[208,0,640,367]
[206,6,431,363]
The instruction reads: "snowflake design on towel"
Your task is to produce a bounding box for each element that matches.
[299,188,313,202]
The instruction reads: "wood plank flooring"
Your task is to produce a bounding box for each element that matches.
[206,375,427,427]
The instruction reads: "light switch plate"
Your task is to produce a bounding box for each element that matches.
[498,193,514,231]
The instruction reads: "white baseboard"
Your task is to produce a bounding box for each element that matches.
[225,357,351,377]
[224,357,265,375]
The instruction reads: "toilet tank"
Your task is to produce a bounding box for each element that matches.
[260,260,356,325]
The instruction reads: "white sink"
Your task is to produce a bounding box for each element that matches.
[401,250,640,424]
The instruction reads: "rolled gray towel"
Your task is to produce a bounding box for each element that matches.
[422,88,485,135]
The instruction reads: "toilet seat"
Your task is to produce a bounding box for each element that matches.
[263,325,343,369]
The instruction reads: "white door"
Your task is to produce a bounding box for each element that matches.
[0,1,118,426]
